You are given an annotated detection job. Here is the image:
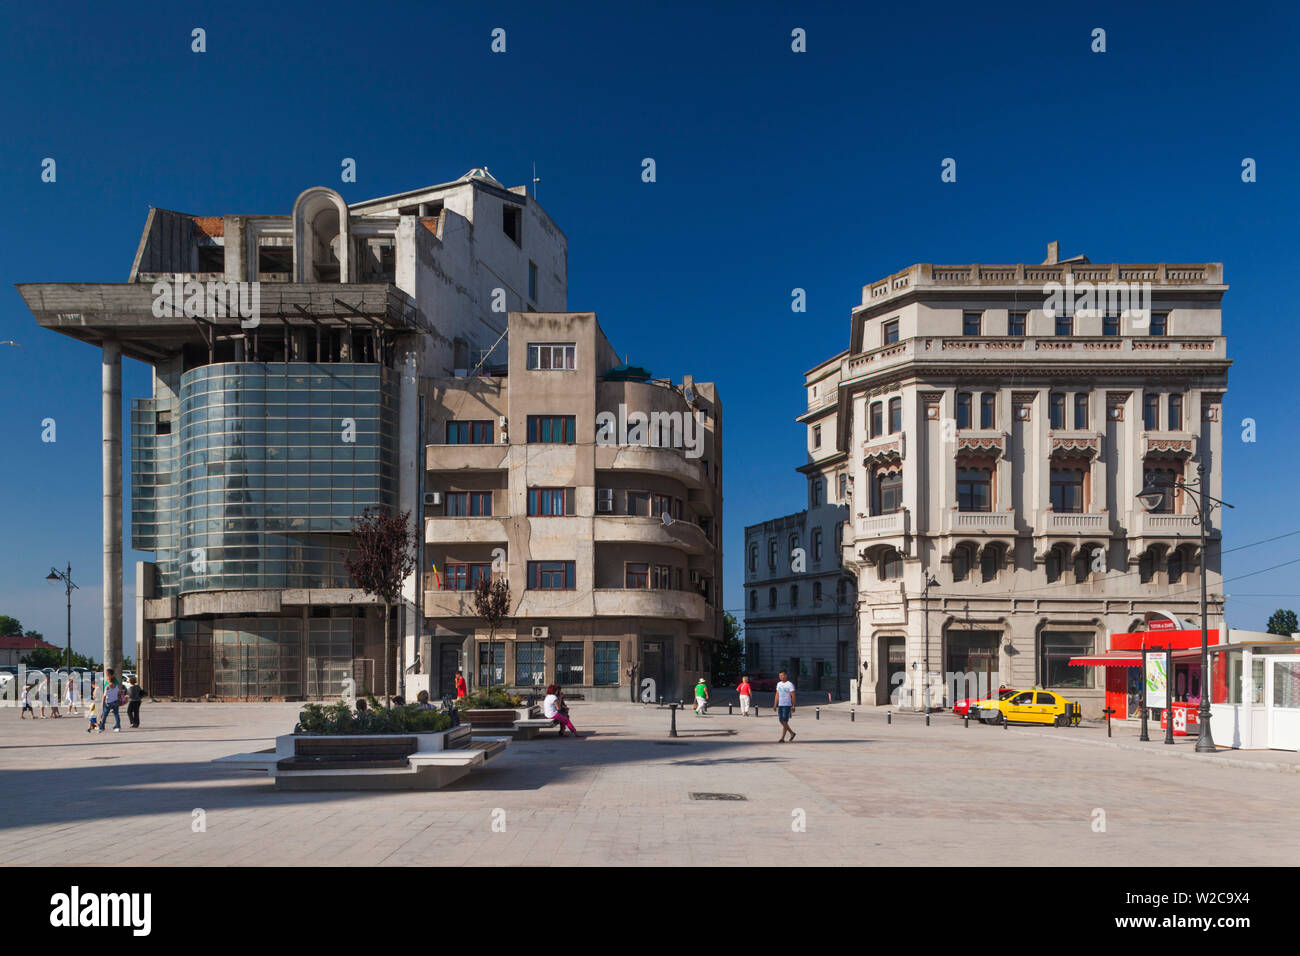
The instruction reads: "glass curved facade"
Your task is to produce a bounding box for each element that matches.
[176,362,398,593]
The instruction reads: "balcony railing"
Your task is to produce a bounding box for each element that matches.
[1044,511,1108,532]
[947,510,1014,533]
[1135,512,1199,535]
[857,509,907,537]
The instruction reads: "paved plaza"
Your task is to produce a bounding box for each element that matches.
[0,700,1296,866]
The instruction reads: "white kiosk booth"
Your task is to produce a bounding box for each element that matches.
[1208,630,1300,751]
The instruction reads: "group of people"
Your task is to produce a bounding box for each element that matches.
[694,672,799,742]
[18,668,142,733]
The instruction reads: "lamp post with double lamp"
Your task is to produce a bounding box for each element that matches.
[921,572,939,713]
[1137,459,1233,754]
[45,563,78,671]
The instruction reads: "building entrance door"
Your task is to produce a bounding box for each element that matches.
[438,645,460,698]
[945,631,1001,704]
[641,640,666,702]
[883,637,906,705]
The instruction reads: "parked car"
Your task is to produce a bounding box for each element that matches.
[954,686,1015,716]
[977,688,1081,726]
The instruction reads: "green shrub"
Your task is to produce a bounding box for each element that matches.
[295,701,451,735]
[455,688,523,710]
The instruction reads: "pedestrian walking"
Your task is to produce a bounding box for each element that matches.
[100,670,123,733]
[20,683,34,719]
[66,675,79,715]
[775,670,797,742]
[694,676,709,715]
[85,699,98,733]
[454,670,467,700]
[736,675,753,716]
[45,680,61,718]
[126,677,143,728]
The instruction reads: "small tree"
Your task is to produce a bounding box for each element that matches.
[1267,608,1298,636]
[472,576,511,693]
[714,611,745,684]
[343,507,418,704]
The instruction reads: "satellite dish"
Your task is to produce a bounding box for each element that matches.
[683,384,696,405]
[661,512,674,526]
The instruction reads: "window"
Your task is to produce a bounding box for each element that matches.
[875,470,903,515]
[528,261,538,302]
[957,467,992,512]
[502,204,522,245]
[257,245,292,275]
[812,529,823,563]
[963,312,982,336]
[883,319,900,344]
[768,587,776,609]
[1049,393,1065,429]
[1143,394,1159,430]
[528,487,575,516]
[626,563,650,588]
[879,549,903,580]
[870,402,883,438]
[749,590,757,611]
[1074,393,1089,430]
[1103,314,1120,336]
[516,642,545,687]
[594,642,619,685]
[813,581,823,602]
[627,491,650,516]
[155,410,172,435]
[1050,467,1085,513]
[197,245,225,273]
[956,392,972,430]
[1008,312,1026,337]
[652,564,672,589]
[812,425,821,448]
[888,397,902,434]
[556,642,584,685]
[446,421,494,444]
[446,491,492,516]
[979,392,994,429]
[952,544,975,583]
[981,548,999,583]
[837,578,849,605]
[1139,551,1156,583]
[789,533,799,558]
[527,560,575,590]
[810,480,823,508]
[527,415,575,443]
[1035,692,1056,705]
[527,344,575,371]
[1167,550,1185,584]
[1168,394,1183,431]
[1046,547,1064,583]
[768,540,777,569]
[1055,313,1073,336]
[1041,632,1095,688]
[838,474,848,501]
[748,545,758,573]
[1143,467,1178,513]
[1150,313,1167,336]
[443,563,492,591]
[478,643,505,686]
[790,585,799,607]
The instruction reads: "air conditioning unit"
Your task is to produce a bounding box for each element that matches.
[531,626,550,639]
[423,491,442,508]
[499,432,509,443]
[596,488,614,513]
[499,415,508,428]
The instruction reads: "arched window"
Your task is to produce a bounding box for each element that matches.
[768,539,777,569]
[790,585,799,607]
[837,578,850,605]
[980,547,999,583]
[874,468,903,515]
[812,528,823,563]
[768,587,776,609]
[810,479,824,508]
[812,581,823,603]
[879,549,903,581]
[749,544,758,572]
[1046,546,1066,583]
[952,543,976,583]
[1139,551,1156,584]
[1168,549,1185,584]
[749,590,757,611]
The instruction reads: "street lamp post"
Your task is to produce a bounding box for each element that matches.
[1137,459,1233,754]
[921,572,939,713]
[45,563,78,671]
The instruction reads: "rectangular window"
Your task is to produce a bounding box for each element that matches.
[446,421,494,444]
[594,641,620,685]
[515,642,545,687]
[477,642,505,686]
[1050,469,1085,513]
[556,641,584,685]
[1074,393,1089,430]
[442,563,492,590]
[627,491,650,516]
[502,204,522,245]
[1008,312,1026,337]
[1168,394,1183,431]
[979,393,994,429]
[957,468,992,512]
[1150,313,1167,336]
[963,312,982,336]
[1143,394,1160,430]
[652,564,672,589]
[870,402,883,439]
[651,493,673,518]
[883,319,900,345]
[526,344,575,371]
[528,261,538,302]
[527,560,575,590]
[1103,315,1120,336]
[446,491,492,516]
[956,392,971,430]
[528,487,575,516]
[527,415,576,443]
[812,424,821,448]
[626,562,650,588]
[875,472,902,515]
[1049,393,1065,429]
[1055,314,1073,336]
[1041,632,1095,689]
[888,397,902,434]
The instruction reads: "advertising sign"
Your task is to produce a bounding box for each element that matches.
[1145,654,1168,709]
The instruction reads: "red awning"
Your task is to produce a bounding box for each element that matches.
[1069,652,1143,667]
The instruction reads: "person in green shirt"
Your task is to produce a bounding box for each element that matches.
[694,677,709,715]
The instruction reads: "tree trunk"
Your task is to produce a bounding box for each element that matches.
[383,599,392,707]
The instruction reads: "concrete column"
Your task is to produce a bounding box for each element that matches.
[102,340,123,675]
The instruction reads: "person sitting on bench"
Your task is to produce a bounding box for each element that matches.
[543,684,582,738]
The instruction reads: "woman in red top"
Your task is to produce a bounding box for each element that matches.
[736,676,753,716]
[454,670,467,699]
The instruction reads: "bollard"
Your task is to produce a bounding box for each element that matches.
[816,707,820,721]
[669,703,678,737]
[1103,707,1115,738]
[925,713,930,727]
[964,714,969,728]
[1003,715,1008,730]
[850,708,855,723]
[728,702,733,715]
[887,710,892,725]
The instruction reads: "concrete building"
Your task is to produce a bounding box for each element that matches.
[422,310,723,702]
[19,168,569,698]
[810,244,1230,716]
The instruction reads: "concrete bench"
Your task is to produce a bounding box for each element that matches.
[471,716,558,741]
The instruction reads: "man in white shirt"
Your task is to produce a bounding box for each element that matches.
[775,670,797,742]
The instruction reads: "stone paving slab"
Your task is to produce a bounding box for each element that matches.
[0,701,1295,866]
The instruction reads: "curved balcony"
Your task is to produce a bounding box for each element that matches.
[593,588,708,621]
[425,516,509,544]
[594,443,707,489]
[594,515,714,555]
[426,444,509,472]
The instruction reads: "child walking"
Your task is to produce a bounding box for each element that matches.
[86,699,99,734]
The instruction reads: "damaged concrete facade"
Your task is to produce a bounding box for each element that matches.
[19,169,570,699]
[807,248,1230,717]
[423,311,723,702]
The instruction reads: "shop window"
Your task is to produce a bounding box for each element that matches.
[1040,632,1094,688]
[555,641,584,685]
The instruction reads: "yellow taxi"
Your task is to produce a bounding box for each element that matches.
[976,688,1081,727]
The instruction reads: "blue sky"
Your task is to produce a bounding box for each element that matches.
[2,0,1299,655]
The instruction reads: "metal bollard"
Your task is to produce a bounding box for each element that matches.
[669,703,678,737]
[1003,715,1008,730]
[850,708,855,723]
[964,714,969,728]
[1103,707,1115,738]
[728,702,733,715]
[816,707,820,720]
[925,713,930,727]
[887,711,892,725]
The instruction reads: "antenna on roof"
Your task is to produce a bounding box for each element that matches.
[532,162,540,199]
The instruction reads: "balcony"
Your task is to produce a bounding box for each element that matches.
[1134,512,1198,536]
[946,510,1015,534]
[593,588,708,621]
[425,516,509,544]
[594,515,714,555]
[857,509,907,538]
[594,443,707,489]
[423,588,480,617]
[1043,511,1109,533]
[426,443,508,473]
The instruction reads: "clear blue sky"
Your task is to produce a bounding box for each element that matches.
[2,0,1298,656]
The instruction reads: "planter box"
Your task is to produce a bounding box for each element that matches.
[464,706,536,728]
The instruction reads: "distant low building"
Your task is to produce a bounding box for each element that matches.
[0,635,60,667]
